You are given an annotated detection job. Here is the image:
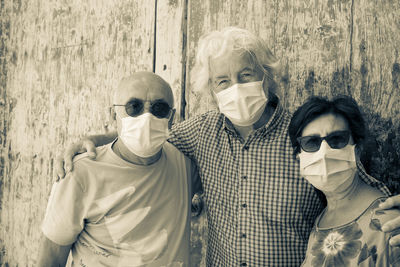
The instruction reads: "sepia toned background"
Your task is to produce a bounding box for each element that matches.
[0,0,399,266]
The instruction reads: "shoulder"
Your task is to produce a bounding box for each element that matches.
[163,142,188,161]
[72,145,109,166]
[172,110,223,130]
[163,142,194,168]
[67,145,110,191]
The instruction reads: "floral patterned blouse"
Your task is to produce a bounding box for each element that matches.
[301,197,400,267]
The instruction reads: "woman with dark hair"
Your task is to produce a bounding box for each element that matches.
[289,96,400,266]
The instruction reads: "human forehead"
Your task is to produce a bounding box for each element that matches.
[209,52,260,80]
[116,78,173,105]
[301,113,350,137]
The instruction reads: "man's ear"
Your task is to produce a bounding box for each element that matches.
[168,109,176,129]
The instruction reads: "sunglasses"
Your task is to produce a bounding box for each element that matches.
[297,130,351,153]
[113,99,172,119]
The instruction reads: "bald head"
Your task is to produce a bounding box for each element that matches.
[113,71,174,117]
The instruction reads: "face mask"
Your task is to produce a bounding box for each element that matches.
[119,113,169,158]
[298,142,357,192]
[215,79,268,126]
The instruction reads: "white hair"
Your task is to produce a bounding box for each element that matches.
[191,27,280,93]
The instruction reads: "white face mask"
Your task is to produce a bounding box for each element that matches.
[299,142,357,192]
[119,113,169,158]
[214,79,268,126]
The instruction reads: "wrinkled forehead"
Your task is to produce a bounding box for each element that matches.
[209,51,259,79]
[114,74,173,105]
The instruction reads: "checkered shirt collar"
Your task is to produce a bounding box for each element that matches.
[222,95,284,139]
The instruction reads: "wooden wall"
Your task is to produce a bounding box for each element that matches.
[0,0,399,266]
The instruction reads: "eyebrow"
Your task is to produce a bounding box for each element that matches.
[214,75,229,80]
[125,97,166,103]
[240,67,255,72]
[214,67,256,80]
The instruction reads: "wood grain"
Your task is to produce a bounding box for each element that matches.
[0,0,155,265]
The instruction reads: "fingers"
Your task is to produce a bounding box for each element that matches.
[64,144,77,174]
[54,155,66,182]
[83,139,97,159]
[382,216,400,232]
[389,234,400,246]
[378,195,400,210]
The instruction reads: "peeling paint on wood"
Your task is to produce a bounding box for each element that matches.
[1,0,155,265]
[155,0,186,121]
[352,0,400,120]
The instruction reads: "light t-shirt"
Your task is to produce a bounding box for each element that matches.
[42,141,195,267]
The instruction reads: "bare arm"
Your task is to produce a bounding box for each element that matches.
[55,131,117,180]
[90,131,118,147]
[37,235,72,267]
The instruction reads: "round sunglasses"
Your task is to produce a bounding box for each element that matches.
[113,99,172,119]
[297,130,351,152]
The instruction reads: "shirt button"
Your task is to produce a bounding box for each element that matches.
[241,203,247,208]
[242,175,247,180]
[241,233,246,238]
[240,262,247,266]
[243,145,249,150]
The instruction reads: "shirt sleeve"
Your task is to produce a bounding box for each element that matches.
[168,112,209,160]
[189,159,202,196]
[41,172,88,246]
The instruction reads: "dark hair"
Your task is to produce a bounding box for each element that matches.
[288,95,366,155]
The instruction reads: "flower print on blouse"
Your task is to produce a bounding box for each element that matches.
[310,222,362,266]
[301,198,400,267]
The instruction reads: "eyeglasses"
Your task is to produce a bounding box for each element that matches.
[113,99,172,119]
[297,130,351,152]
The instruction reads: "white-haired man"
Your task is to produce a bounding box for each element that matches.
[39,72,197,266]
[55,27,400,266]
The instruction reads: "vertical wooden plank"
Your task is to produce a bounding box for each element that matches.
[0,0,10,261]
[273,0,353,109]
[351,0,400,193]
[155,0,186,121]
[0,0,155,265]
[352,0,400,119]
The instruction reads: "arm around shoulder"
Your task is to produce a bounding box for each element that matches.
[168,112,213,159]
[56,131,117,180]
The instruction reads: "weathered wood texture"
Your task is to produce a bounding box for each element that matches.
[155,0,187,121]
[1,0,399,266]
[0,0,156,265]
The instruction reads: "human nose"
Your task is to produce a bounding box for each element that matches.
[142,101,151,113]
[231,76,239,85]
[319,140,329,151]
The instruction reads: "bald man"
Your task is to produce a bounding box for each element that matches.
[38,72,198,267]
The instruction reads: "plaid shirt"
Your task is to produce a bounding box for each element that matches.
[169,99,390,267]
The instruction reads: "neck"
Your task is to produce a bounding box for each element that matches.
[324,173,361,211]
[234,102,275,139]
[113,139,162,165]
